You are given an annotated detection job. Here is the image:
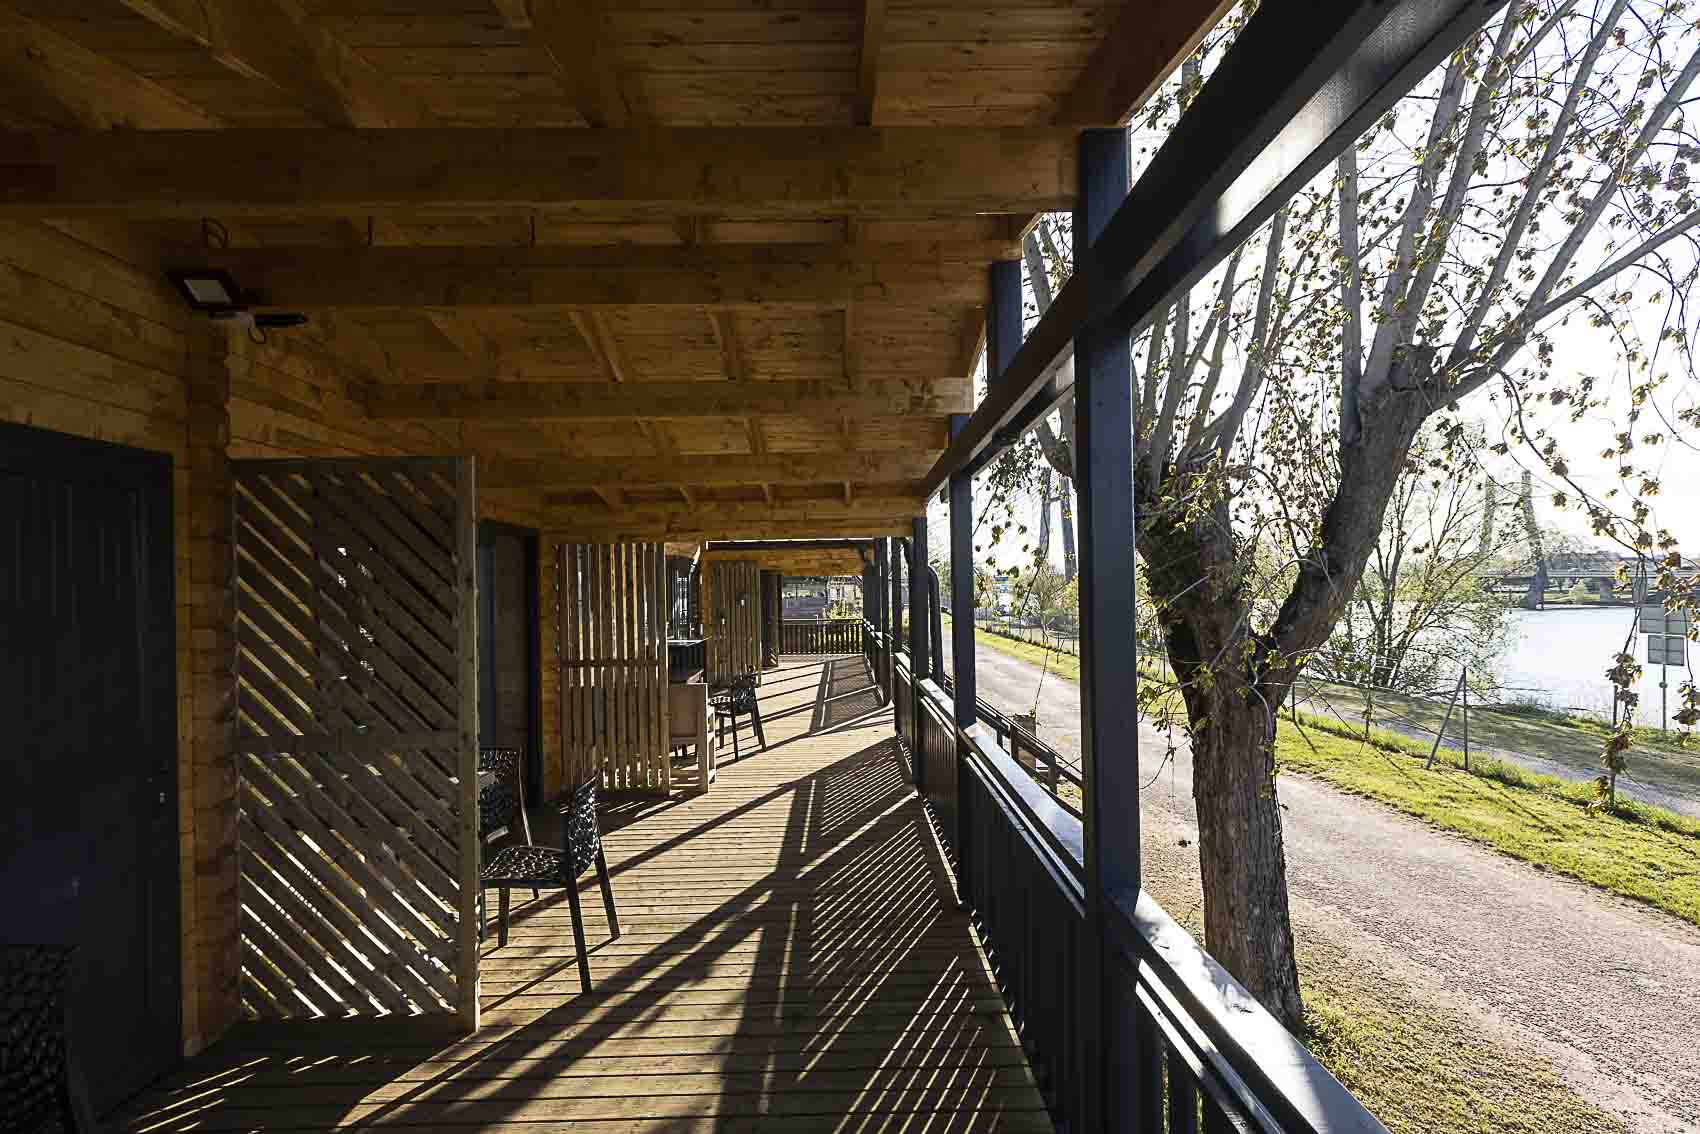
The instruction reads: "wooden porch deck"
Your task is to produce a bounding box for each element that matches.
[120,654,1052,1133]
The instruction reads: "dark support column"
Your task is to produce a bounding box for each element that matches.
[909,515,930,782]
[873,539,889,702]
[1074,126,1139,1129]
[890,537,904,656]
[950,257,1023,728]
[989,259,1023,383]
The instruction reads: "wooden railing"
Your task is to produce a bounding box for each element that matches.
[894,643,1387,1134]
[781,617,863,655]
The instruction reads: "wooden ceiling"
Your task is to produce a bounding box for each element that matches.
[0,0,1226,540]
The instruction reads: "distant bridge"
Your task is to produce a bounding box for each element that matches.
[1477,551,1700,602]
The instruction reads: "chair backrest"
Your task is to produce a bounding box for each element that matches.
[564,779,601,876]
[668,682,707,740]
[477,746,524,843]
[1,945,83,1132]
[728,669,760,712]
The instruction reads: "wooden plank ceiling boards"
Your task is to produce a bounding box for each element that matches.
[0,0,1228,541]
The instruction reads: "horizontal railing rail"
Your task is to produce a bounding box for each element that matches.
[938,670,1084,806]
[902,671,1386,1134]
[780,617,864,656]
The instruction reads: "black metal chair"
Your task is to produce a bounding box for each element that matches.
[1,945,95,1133]
[477,746,536,931]
[710,669,766,760]
[479,762,619,994]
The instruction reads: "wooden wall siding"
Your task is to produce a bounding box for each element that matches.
[706,559,761,685]
[230,458,476,1021]
[0,220,232,1050]
[557,541,671,793]
[184,330,238,1050]
[540,536,563,799]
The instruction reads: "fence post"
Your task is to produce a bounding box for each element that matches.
[1462,670,1469,771]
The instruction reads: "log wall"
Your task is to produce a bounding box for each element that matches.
[0,221,456,1055]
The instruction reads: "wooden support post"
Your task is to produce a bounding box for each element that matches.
[1074,127,1138,1129]
[910,516,929,786]
[187,328,238,1046]
[453,457,481,1030]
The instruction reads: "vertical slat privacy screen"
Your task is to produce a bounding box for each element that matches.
[231,458,478,1023]
[706,560,761,684]
[557,541,671,792]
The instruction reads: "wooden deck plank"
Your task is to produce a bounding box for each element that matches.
[118,655,1054,1133]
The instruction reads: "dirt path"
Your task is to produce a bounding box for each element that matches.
[949,639,1700,1132]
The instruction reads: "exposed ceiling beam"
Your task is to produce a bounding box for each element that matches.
[855,0,887,126]
[166,243,993,310]
[527,0,634,128]
[1053,0,1234,126]
[527,500,918,530]
[569,309,627,384]
[541,518,909,541]
[706,538,879,552]
[487,451,936,489]
[0,9,224,129]
[361,377,969,421]
[424,312,496,380]
[114,0,429,128]
[0,128,1079,218]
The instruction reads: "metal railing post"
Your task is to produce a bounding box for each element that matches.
[910,517,930,788]
[1074,125,1141,1129]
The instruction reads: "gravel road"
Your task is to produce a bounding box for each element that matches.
[943,637,1700,1132]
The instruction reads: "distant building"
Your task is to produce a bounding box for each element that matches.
[782,576,862,619]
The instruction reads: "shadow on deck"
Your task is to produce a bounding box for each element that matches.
[119,654,1051,1133]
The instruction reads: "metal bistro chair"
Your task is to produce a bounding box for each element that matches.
[710,668,766,761]
[1,944,96,1133]
[478,749,618,994]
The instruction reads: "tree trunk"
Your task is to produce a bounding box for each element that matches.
[1147,516,1306,1031]
[1037,466,1053,564]
[1187,676,1305,1029]
[1059,485,1077,582]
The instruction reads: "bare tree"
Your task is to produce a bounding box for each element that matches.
[1007,0,1700,1027]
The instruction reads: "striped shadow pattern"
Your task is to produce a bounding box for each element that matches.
[231,459,476,1021]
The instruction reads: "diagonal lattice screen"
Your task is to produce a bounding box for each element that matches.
[232,459,475,1020]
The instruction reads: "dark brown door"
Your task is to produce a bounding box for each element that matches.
[0,422,180,1114]
[477,522,540,800]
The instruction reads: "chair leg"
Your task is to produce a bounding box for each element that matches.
[564,877,592,994]
[497,887,510,948]
[731,714,740,762]
[595,848,620,938]
[750,701,767,748]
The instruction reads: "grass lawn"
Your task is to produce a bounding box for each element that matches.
[1147,863,1631,1134]
[1300,957,1627,1134]
[1278,721,1700,927]
[953,615,1700,928]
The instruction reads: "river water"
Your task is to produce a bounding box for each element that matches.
[1498,606,1691,726]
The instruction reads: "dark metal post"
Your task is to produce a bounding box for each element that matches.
[948,434,976,728]
[873,539,889,703]
[910,515,930,782]
[1074,126,1139,1130]
[948,257,1024,728]
[891,537,905,655]
[928,568,945,684]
